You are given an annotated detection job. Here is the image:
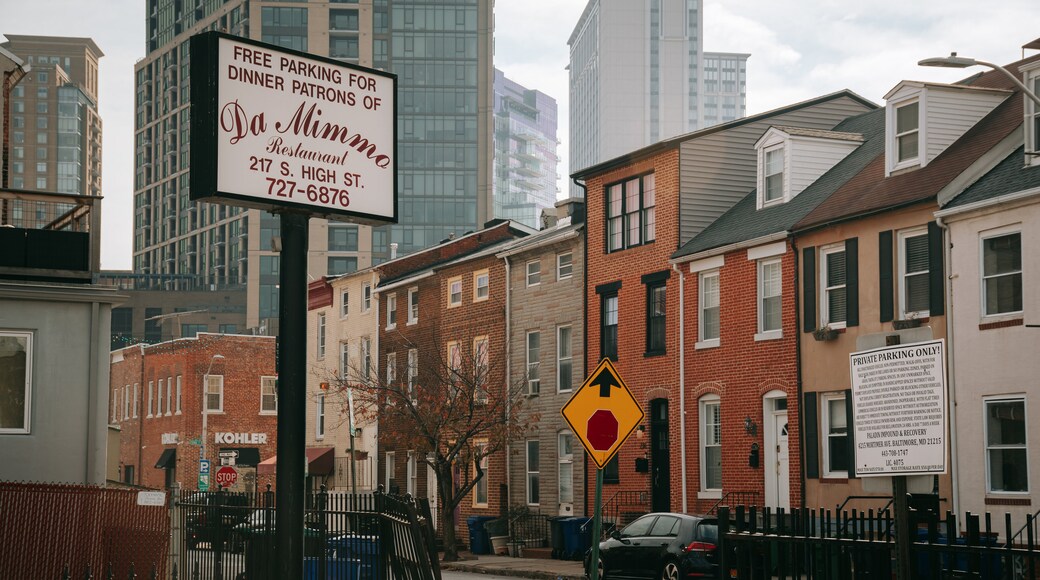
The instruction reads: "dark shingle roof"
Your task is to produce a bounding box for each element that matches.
[944,146,1040,209]
[672,108,885,259]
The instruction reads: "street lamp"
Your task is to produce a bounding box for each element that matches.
[201,354,225,463]
[919,52,1040,107]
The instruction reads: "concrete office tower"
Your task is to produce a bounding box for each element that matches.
[133,0,493,329]
[567,0,748,197]
[1,35,103,198]
[492,68,559,230]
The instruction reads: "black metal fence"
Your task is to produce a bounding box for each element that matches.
[173,485,438,580]
[718,505,1040,580]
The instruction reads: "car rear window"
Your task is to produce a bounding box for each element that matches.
[696,522,719,543]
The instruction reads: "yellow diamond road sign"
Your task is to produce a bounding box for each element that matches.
[561,358,644,469]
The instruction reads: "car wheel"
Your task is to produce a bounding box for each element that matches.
[659,560,680,580]
[585,556,607,580]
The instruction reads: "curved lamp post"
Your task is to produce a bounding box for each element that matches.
[919,52,1040,107]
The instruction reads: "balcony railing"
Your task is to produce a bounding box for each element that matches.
[0,188,100,282]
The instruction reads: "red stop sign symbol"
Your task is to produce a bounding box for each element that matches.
[215,466,239,488]
[587,410,619,451]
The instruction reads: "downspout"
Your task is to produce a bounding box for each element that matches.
[503,255,512,510]
[935,216,959,517]
[574,177,590,517]
[791,237,806,509]
[672,262,687,513]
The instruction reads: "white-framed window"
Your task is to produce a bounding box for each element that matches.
[1026,68,1040,165]
[700,395,722,492]
[386,294,397,329]
[315,393,326,439]
[557,326,573,393]
[123,385,130,420]
[984,396,1028,493]
[981,231,1022,317]
[165,377,172,416]
[260,376,278,414]
[557,253,573,280]
[763,145,785,204]
[473,442,488,506]
[386,352,397,385]
[175,377,181,414]
[526,260,541,287]
[407,450,418,497]
[340,289,349,317]
[317,313,327,359]
[448,276,462,307]
[821,245,848,327]
[362,282,372,312]
[757,259,782,338]
[558,432,574,504]
[385,451,396,490]
[206,375,224,413]
[407,348,418,402]
[361,336,372,382]
[340,341,350,379]
[473,336,489,403]
[157,378,164,416]
[822,393,849,478]
[894,100,920,165]
[447,340,462,393]
[407,287,419,324]
[526,331,540,395]
[147,381,154,418]
[112,387,119,423]
[898,228,930,318]
[473,270,489,301]
[697,271,720,347]
[606,173,656,252]
[526,439,540,505]
[134,383,140,418]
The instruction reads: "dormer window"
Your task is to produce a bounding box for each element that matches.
[755,125,860,209]
[763,147,784,204]
[895,101,920,164]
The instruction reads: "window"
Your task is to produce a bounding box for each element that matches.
[407,288,419,324]
[558,432,574,504]
[124,386,131,420]
[340,341,350,378]
[1027,72,1040,164]
[386,294,397,329]
[526,440,540,504]
[822,394,849,477]
[386,352,397,385]
[112,388,118,423]
[134,383,140,417]
[985,397,1028,493]
[763,146,784,203]
[175,377,181,414]
[758,259,782,337]
[315,393,326,439]
[385,451,395,490]
[206,375,224,412]
[261,376,278,414]
[698,271,720,346]
[557,253,573,280]
[982,232,1022,316]
[447,341,462,393]
[317,313,327,359]
[157,379,164,416]
[407,450,417,496]
[147,381,154,417]
[601,294,619,360]
[362,283,372,312]
[340,290,349,317]
[474,336,489,402]
[361,337,372,383]
[895,101,919,164]
[526,261,541,287]
[448,277,462,307]
[407,349,418,402]
[166,377,173,416]
[526,331,541,395]
[474,442,489,506]
[646,283,666,354]
[557,326,573,392]
[898,229,930,318]
[606,173,656,252]
[473,270,489,301]
[700,396,722,491]
[821,246,847,326]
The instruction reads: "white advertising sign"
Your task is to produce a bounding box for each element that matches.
[191,32,397,224]
[137,491,167,506]
[849,339,947,476]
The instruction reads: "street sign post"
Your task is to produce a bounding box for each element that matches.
[561,358,643,580]
[198,459,211,491]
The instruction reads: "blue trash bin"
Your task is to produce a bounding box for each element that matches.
[549,516,569,559]
[328,534,382,580]
[467,515,497,555]
[562,517,593,560]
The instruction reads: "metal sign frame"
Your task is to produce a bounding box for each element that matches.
[561,358,644,469]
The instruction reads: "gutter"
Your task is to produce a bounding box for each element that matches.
[934,216,960,518]
[503,256,512,510]
[373,270,434,294]
[791,237,806,509]
[673,262,688,513]
[934,185,1040,219]
[573,177,590,518]
[671,231,789,266]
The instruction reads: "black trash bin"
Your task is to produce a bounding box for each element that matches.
[548,516,569,559]
[239,525,324,580]
[467,515,497,555]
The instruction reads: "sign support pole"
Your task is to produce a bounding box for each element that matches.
[276,211,308,580]
[589,467,604,580]
[893,475,910,580]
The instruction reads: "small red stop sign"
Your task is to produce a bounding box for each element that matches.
[215,466,239,488]
[587,410,619,451]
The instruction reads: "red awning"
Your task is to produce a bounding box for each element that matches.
[257,447,335,476]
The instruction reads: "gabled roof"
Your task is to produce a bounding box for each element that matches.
[940,146,1040,211]
[671,108,885,260]
[571,90,877,180]
[794,55,1040,231]
[765,126,865,143]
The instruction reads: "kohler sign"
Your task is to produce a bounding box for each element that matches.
[215,432,269,445]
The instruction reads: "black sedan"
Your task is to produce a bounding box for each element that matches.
[584,513,721,580]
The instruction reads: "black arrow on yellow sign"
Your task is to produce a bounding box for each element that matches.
[590,365,622,397]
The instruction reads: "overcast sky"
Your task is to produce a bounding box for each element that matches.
[4,0,1038,269]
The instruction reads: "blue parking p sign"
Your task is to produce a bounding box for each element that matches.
[199,459,211,491]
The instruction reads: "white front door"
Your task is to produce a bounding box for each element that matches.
[426,455,438,530]
[774,414,790,510]
[763,394,790,510]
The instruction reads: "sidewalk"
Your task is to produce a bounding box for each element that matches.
[441,553,585,580]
